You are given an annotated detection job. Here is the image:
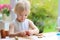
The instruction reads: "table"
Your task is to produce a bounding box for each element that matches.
[40,32,59,40]
[0,32,60,40]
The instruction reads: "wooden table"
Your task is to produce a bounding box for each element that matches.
[0,32,60,40]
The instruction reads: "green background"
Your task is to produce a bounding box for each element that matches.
[0,0,58,33]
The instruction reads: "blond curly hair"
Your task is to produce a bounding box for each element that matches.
[14,0,30,14]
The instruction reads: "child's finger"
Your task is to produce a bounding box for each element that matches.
[26,31,30,36]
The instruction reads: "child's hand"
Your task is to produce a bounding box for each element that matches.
[26,31,30,36]
[17,31,27,37]
[17,30,33,37]
[26,30,33,36]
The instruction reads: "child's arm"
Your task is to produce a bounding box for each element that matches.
[9,23,27,37]
[9,23,17,37]
[9,23,14,34]
[29,20,39,35]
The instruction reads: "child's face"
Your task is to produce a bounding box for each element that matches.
[16,10,29,22]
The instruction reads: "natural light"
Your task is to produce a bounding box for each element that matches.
[0,0,59,40]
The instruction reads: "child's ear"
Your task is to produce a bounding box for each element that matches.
[28,10,30,15]
[29,10,30,13]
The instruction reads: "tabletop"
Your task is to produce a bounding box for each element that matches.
[0,32,60,40]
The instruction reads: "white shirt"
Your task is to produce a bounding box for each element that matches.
[12,19,29,33]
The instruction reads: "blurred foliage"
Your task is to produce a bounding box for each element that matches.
[0,0,58,33]
[0,0,10,4]
[28,0,58,33]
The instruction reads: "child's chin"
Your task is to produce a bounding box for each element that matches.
[20,20,25,22]
[18,20,24,22]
